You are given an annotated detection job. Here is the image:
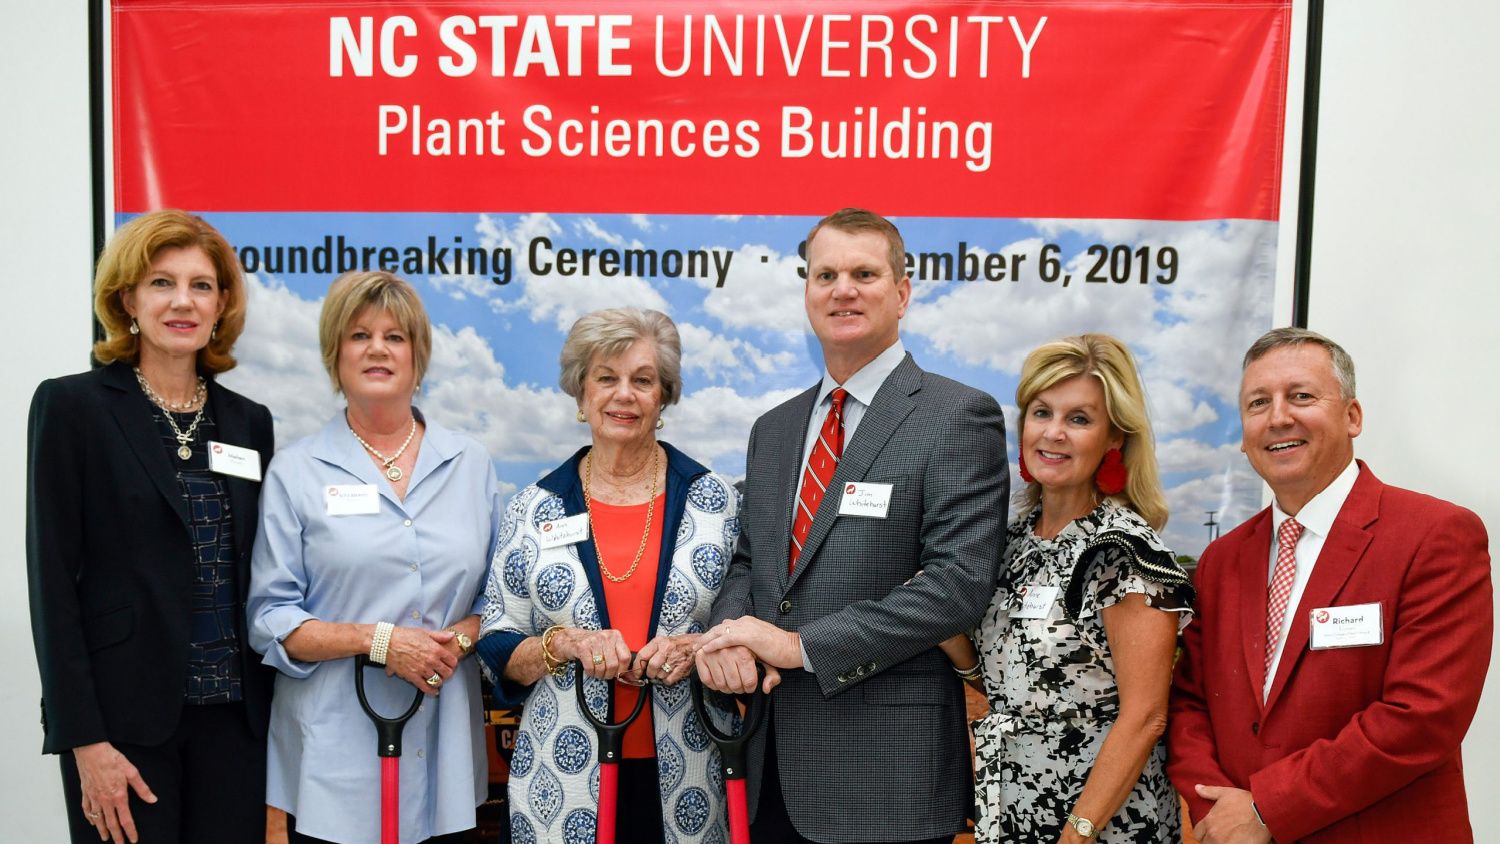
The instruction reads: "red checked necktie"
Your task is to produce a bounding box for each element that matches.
[1265,517,1305,680]
[789,388,848,573]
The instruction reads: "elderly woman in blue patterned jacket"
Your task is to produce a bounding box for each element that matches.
[476,307,740,844]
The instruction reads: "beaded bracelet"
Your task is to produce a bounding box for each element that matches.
[369,621,394,666]
[539,625,568,676]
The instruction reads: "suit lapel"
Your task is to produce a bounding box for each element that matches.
[1236,510,1274,706]
[1264,468,1380,713]
[206,383,255,561]
[102,363,191,531]
[788,357,919,589]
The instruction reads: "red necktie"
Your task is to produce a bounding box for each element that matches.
[1265,517,1305,680]
[789,388,848,573]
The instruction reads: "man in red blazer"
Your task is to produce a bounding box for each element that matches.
[1168,327,1492,843]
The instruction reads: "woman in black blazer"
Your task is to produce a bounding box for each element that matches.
[27,210,275,844]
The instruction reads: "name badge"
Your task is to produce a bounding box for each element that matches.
[838,482,893,518]
[325,484,380,516]
[1309,602,1384,649]
[1012,585,1059,620]
[538,514,589,549]
[207,440,262,481]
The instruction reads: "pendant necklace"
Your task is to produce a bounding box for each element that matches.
[134,367,207,460]
[349,415,418,481]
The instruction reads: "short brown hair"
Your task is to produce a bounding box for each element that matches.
[318,271,433,395]
[92,210,246,373]
[805,208,907,282]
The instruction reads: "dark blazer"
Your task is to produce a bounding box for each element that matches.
[710,353,1008,842]
[1169,463,1492,842]
[27,361,276,754]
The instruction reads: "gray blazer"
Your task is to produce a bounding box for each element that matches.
[711,352,1008,842]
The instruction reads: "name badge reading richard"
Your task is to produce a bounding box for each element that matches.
[838,482,892,518]
[325,484,380,516]
[207,440,262,481]
[538,514,589,549]
[1012,585,1059,620]
[1309,602,1384,649]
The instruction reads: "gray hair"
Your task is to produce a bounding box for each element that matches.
[1242,327,1357,399]
[559,308,683,406]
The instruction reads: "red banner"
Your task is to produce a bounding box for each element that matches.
[114,0,1290,219]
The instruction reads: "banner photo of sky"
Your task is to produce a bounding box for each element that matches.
[181,210,1273,558]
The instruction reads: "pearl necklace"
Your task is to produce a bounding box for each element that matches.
[134,367,207,460]
[349,415,418,481]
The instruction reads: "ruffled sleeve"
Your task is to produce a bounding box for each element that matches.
[1066,530,1196,634]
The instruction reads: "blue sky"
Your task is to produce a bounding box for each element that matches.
[176,211,1274,557]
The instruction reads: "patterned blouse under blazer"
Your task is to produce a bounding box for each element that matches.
[478,443,741,844]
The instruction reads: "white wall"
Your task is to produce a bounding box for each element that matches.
[1,1,1494,837]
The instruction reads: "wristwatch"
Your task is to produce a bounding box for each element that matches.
[449,629,474,656]
[1066,813,1098,839]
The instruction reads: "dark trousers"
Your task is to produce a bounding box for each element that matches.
[60,703,265,844]
[613,756,665,844]
[751,719,953,844]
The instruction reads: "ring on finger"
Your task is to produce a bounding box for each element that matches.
[592,653,604,666]
[661,661,674,674]
[86,811,101,820]
[425,673,442,686]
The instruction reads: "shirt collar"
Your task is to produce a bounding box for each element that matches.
[814,339,906,408]
[1271,458,1359,539]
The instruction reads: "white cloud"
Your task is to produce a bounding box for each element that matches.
[1145,378,1219,435]
[576,217,628,248]
[218,273,340,446]
[470,213,670,330]
[667,385,806,473]
[714,215,743,222]
[694,243,809,336]
[1155,437,1243,475]
[628,214,654,232]
[678,322,797,380]
[1159,457,1264,558]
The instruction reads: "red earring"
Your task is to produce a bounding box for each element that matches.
[1018,451,1034,483]
[1095,447,1127,495]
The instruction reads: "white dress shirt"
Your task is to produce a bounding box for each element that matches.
[1264,458,1360,696]
[793,339,906,671]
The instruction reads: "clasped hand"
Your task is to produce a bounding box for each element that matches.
[694,616,790,694]
[385,626,458,695]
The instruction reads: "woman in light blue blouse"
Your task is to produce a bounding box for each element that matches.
[248,271,500,844]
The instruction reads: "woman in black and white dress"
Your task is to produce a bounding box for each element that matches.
[947,334,1193,843]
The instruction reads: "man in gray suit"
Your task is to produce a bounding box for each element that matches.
[696,208,1008,843]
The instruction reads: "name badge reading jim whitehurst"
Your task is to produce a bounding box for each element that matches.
[1309,602,1383,649]
[838,482,892,518]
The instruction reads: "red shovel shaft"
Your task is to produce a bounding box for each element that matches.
[597,761,619,844]
[726,778,750,844]
[381,756,400,844]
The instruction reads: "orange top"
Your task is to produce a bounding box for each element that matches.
[591,492,665,758]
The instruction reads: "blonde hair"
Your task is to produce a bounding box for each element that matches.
[92,210,246,373]
[1014,334,1168,530]
[559,308,682,407]
[318,271,432,394]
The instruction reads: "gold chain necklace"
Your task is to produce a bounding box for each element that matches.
[582,446,660,583]
[134,367,208,460]
[348,415,418,481]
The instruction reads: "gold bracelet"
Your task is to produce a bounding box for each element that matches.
[539,625,568,676]
[952,661,983,682]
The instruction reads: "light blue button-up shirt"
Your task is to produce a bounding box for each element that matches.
[249,411,501,844]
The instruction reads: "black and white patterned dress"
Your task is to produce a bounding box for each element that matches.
[973,502,1194,843]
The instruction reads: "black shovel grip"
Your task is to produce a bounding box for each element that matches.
[355,654,425,758]
[574,659,651,764]
[690,668,767,781]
